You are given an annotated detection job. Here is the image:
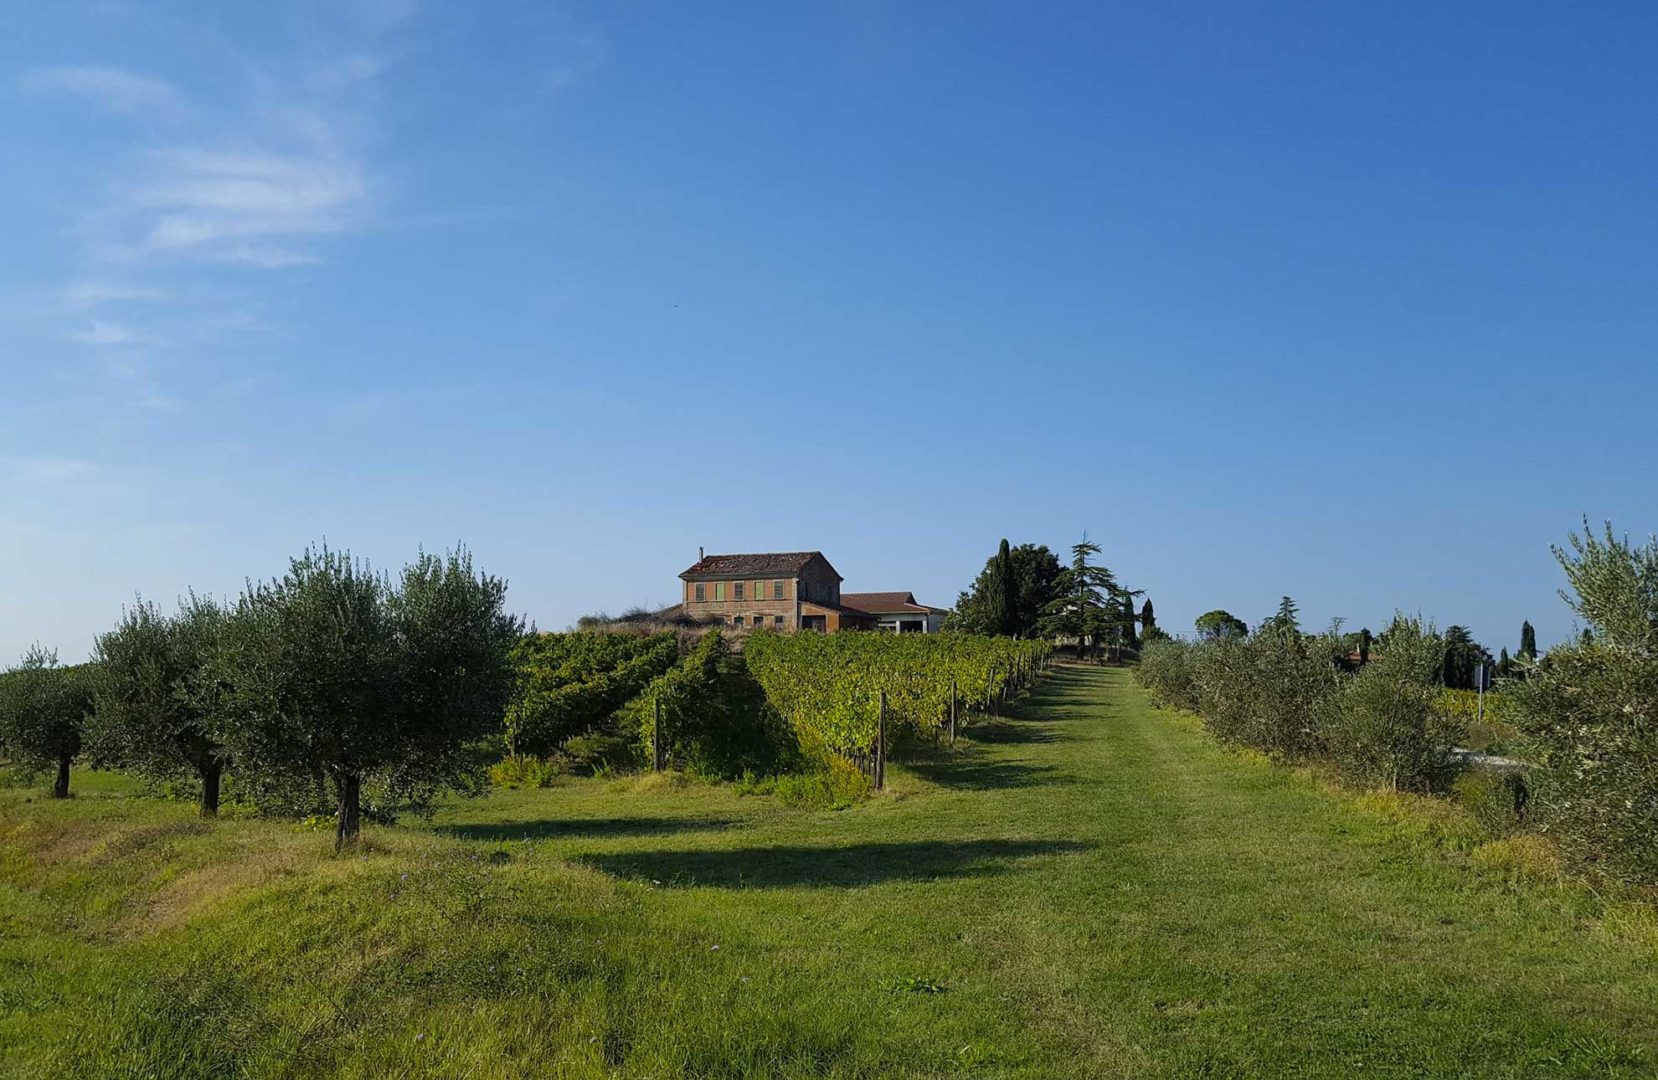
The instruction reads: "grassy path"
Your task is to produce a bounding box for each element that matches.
[3,665,1657,1076]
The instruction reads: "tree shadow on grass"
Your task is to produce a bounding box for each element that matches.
[960,721,1061,746]
[903,755,1075,791]
[581,838,1091,889]
[441,816,740,843]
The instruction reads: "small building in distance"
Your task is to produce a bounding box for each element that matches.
[841,592,949,634]
[673,550,878,632]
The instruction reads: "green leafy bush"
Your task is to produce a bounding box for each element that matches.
[1136,639,1200,712]
[1322,618,1463,791]
[1453,768,1529,838]
[488,755,568,788]
[1504,523,1658,882]
[1190,630,1341,761]
[771,756,873,809]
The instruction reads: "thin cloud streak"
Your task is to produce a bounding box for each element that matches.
[21,66,186,117]
[37,29,398,414]
[68,320,143,346]
[134,148,367,264]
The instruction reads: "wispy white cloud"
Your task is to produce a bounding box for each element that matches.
[21,66,186,118]
[60,281,171,310]
[133,148,367,264]
[68,319,142,346]
[35,24,399,414]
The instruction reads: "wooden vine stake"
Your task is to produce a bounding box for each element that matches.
[876,690,887,791]
[653,698,666,772]
[949,679,958,745]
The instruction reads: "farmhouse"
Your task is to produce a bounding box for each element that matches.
[841,592,949,634]
[670,550,943,633]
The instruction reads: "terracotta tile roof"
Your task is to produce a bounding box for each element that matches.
[799,599,880,620]
[841,591,946,615]
[680,551,829,579]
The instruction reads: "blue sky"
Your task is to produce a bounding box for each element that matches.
[4,1,1656,662]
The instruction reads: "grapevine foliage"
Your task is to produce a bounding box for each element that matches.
[505,632,678,755]
[743,632,1050,756]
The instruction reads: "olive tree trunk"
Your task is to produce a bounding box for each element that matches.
[335,771,362,851]
[199,761,222,817]
[52,754,71,799]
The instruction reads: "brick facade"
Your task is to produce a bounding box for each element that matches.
[678,551,872,631]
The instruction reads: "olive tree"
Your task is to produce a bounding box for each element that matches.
[88,595,231,816]
[0,646,92,798]
[1507,521,1658,881]
[214,545,521,850]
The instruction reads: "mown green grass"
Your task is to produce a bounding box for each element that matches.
[3,666,1656,1077]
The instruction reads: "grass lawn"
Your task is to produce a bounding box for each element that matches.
[3,665,1657,1077]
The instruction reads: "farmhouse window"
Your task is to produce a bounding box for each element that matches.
[695,583,705,602]
[715,582,726,601]
[773,579,785,599]
[734,581,744,601]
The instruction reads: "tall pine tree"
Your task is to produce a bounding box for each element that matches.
[1039,536,1119,659]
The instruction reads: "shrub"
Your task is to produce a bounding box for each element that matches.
[1191,630,1341,761]
[1321,618,1462,791]
[1453,768,1529,838]
[488,755,569,788]
[1504,522,1658,882]
[772,757,873,809]
[1136,639,1200,712]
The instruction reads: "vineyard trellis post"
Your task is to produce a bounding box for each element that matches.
[949,679,958,745]
[876,690,887,791]
[653,697,666,772]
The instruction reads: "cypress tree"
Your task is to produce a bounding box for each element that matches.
[1519,620,1538,661]
[1139,597,1156,637]
[1358,627,1373,666]
[987,538,1019,636]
